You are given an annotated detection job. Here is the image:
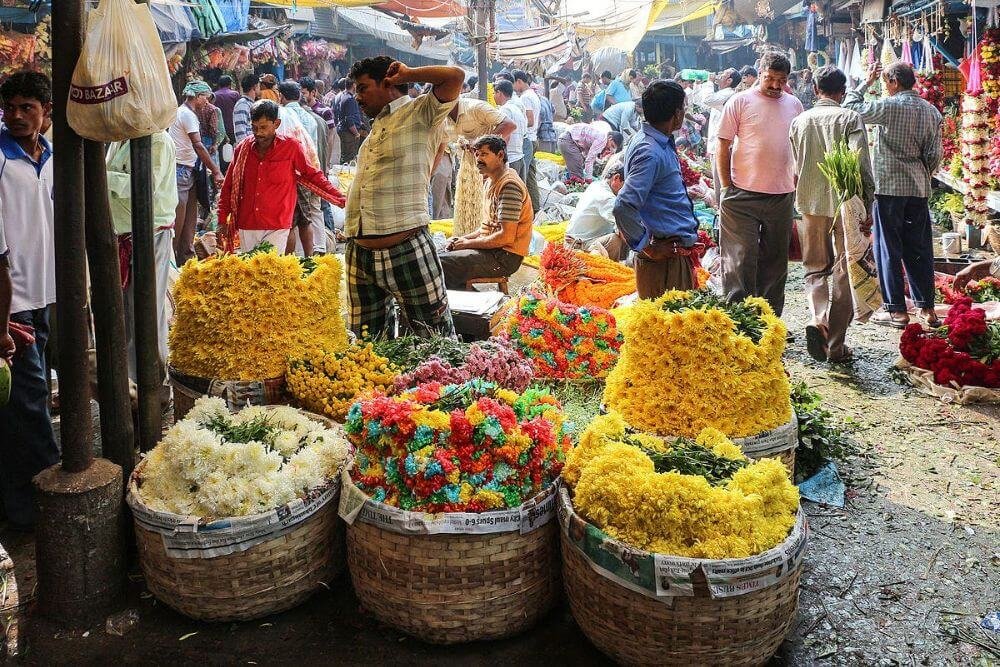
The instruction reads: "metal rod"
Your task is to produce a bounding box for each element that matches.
[83,140,137,480]
[51,0,93,473]
[129,135,162,453]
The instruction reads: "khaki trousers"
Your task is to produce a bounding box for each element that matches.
[800,213,852,357]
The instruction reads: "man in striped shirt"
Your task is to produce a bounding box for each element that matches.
[232,73,259,143]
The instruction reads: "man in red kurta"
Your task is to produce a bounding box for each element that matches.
[218,99,345,253]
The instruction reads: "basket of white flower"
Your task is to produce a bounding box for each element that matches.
[126,398,352,622]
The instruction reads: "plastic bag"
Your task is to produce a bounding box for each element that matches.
[67,0,176,142]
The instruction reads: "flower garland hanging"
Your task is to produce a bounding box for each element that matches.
[980,28,1000,113]
[562,412,799,559]
[961,94,992,228]
[169,250,349,380]
[900,297,1000,388]
[539,243,636,309]
[499,292,623,380]
[914,55,945,113]
[345,380,571,513]
[603,289,791,438]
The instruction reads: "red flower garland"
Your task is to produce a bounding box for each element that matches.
[900,297,1000,388]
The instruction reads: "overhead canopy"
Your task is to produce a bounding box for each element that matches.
[558,0,668,53]
[648,0,720,30]
[488,26,571,62]
[334,6,452,60]
[259,0,464,15]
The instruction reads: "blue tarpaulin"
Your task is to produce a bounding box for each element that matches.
[216,0,250,33]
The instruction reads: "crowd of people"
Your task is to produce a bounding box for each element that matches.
[0,45,967,531]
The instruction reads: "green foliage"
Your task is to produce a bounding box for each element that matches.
[791,381,855,482]
[660,288,766,344]
[372,336,471,373]
[641,439,748,485]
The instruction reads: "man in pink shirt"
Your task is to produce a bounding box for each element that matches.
[717,52,803,316]
[558,123,623,180]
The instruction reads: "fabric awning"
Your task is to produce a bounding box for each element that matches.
[334,6,452,60]
[558,0,667,54]
[648,0,719,30]
[376,0,465,18]
[487,25,571,62]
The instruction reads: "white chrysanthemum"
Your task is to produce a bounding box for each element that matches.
[185,396,229,425]
[273,431,302,458]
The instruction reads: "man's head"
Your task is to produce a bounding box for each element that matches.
[757,53,790,99]
[350,56,406,117]
[472,134,507,175]
[512,70,532,93]
[277,80,301,104]
[250,99,281,144]
[182,80,213,110]
[582,73,593,84]
[674,73,693,90]
[801,68,813,83]
[0,71,51,139]
[332,78,346,94]
[720,68,739,89]
[600,70,613,85]
[605,130,624,155]
[241,73,260,98]
[218,75,233,89]
[626,68,639,82]
[814,65,847,102]
[299,77,317,103]
[641,79,687,133]
[739,66,757,86]
[494,72,514,84]
[315,80,326,95]
[494,80,514,105]
[883,62,916,94]
[604,162,625,195]
[633,96,644,119]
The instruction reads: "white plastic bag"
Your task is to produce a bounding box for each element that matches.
[68,0,176,142]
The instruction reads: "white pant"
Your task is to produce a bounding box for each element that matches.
[239,228,290,254]
[125,228,174,381]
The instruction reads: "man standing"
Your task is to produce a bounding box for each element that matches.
[218,100,345,253]
[613,80,700,298]
[233,73,259,144]
[169,80,224,265]
[795,68,817,110]
[439,135,533,289]
[557,123,622,180]
[512,70,541,212]
[537,93,557,154]
[106,131,179,376]
[213,74,241,146]
[702,68,739,205]
[603,70,632,106]
[344,57,465,339]
[0,72,60,529]
[717,52,803,315]
[565,161,627,259]
[335,78,364,163]
[279,80,327,255]
[736,66,758,92]
[577,73,595,121]
[790,66,875,362]
[493,81,528,180]
[844,62,943,328]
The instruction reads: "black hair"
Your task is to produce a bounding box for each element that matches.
[722,68,740,89]
[277,80,301,101]
[467,75,478,88]
[739,66,757,78]
[607,131,624,150]
[472,134,507,162]
[884,62,916,90]
[814,65,847,95]
[759,52,791,76]
[627,69,638,78]
[250,99,280,122]
[494,72,514,83]
[349,56,407,94]
[218,75,233,88]
[600,70,613,80]
[641,80,686,124]
[299,77,316,92]
[332,78,346,92]
[0,70,51,105]
[240,73,259,93]
[605,162,625,181]
[512,70,532,84]
[494,80,514,98]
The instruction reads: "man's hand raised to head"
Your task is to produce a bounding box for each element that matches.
[382,61,410,88]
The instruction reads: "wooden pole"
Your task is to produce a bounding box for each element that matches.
[83,140,137,480]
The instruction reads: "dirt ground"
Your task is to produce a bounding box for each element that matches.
[2,265,998,665]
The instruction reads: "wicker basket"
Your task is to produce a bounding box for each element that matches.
[341,478,560,644]
[168,366,287,422]
[559,489,806,667]
[1,542,18,658]
[733,413,798,476]
[127,410,346,622]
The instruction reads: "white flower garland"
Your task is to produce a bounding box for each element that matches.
[961,94,991,228]
[138,398,351,519]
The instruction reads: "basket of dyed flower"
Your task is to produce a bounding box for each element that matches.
[168,247,349,420]
[558,414,807,666]
[339,380,571,644]
[603,289,797,472]
[127,398,352,622]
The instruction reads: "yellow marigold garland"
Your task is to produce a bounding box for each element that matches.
[169,252,349,380]
[564,413,799,559]
[287,343,398,422]
[603,290,791,438]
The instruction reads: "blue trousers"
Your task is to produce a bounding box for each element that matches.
[872,195,935,312]
[0,308,60,525]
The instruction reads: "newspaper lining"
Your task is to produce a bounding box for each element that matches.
[733,413,798,458]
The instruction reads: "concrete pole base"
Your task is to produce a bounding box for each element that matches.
[33,457,125,627]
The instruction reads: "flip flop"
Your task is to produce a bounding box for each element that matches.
[805,324,828,362]
[871,311,908,329]
[828,346,855,364]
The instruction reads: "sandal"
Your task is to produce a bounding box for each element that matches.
[871,311,909,329]
[805,324,828,362]
[916,312,942,329]
[828,346,855,364]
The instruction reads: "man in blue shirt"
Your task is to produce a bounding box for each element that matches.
[613,80,700,298]
[335,78,364,163]
[604,71,632,106]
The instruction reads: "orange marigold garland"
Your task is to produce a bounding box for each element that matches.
[539,243,636,309]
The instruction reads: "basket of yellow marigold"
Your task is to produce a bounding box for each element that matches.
[603,288,798,473]
[558,414,807,667]
[286,343,398,422]
[167,248,349,420]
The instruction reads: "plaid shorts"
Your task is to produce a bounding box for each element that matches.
[346,228,455,340]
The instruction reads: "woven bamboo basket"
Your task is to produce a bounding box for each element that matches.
[344,484,560,644]
[560,491,806,667]
[168,366,287,422]
[128,410,346,622]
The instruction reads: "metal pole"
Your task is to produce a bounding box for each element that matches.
[51,0,92,473]
[129,135,162,453]
[83,140,137,480]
